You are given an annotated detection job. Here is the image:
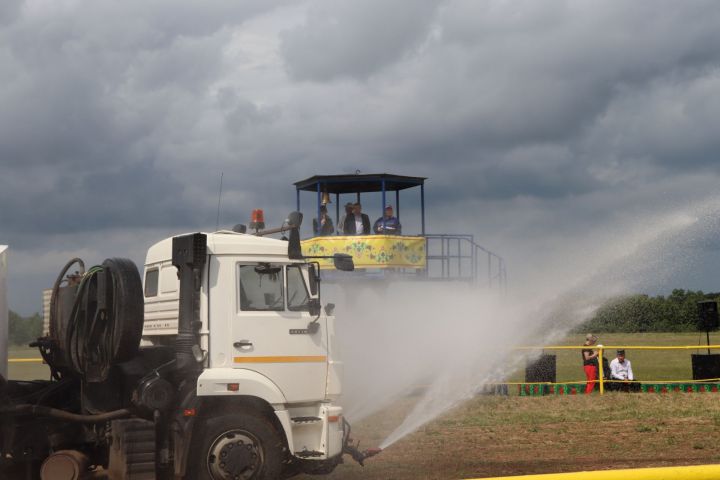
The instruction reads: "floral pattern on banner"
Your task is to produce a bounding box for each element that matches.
[301,235,426,269]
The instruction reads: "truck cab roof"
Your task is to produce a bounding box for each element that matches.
[145,231,292,265]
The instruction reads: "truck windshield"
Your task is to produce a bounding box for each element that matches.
[287,265,310,311]
[239,264,284,311]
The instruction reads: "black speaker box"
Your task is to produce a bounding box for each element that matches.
[697,300,719,331]
[691,354,720,381]
[525,354,556,383]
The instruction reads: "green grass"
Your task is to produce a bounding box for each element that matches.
[7,345,50,381]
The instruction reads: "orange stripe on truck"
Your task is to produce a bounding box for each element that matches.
[233,355,327,364]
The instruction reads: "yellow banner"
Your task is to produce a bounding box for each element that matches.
[301,235,426,269]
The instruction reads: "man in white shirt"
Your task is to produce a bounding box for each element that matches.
[343,202,370,235]
[609,349,638,392]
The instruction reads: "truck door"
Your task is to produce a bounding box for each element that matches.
[229,261,327,402]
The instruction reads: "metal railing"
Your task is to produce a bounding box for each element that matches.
[424,234,507,290]
[515,344,720,395]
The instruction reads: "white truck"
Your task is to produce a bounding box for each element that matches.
[0,214,377,479]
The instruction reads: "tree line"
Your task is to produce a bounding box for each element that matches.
[577,289,720,333]
[7,310,43,346]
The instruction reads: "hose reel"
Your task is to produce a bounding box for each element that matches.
[48,258,144,382]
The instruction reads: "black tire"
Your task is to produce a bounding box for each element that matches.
[189,413,285,480]
[102,257,144,362]
[65,257,144,378]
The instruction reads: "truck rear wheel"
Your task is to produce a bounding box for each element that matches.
[190,413,285,480]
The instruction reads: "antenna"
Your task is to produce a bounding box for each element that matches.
[215,172,224,231]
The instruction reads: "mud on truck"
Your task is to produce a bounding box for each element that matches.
[0,213,377,479]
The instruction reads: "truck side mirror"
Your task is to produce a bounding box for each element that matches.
[287,211,304,260]
[333,254,354,272]
[308,264,319,296]
[308,298,321,316]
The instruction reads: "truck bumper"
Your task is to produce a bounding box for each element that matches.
[275,403,344,460]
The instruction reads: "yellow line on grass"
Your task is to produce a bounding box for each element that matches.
[516,345,720,350]
[468,464,720,480]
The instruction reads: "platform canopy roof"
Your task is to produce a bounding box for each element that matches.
[294,173,426,194]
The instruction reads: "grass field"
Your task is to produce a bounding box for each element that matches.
[304,393,720,479]
[7,344,49,381]
[305,332,720,479]
[8,333,720,478]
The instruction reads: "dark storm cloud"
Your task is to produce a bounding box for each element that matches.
[0,1,288,231]
[375,1,720,159]
[5,1,720,314]
[0,0,21,26]
[0,160,188,237]
[585,75,720,172]
[280,0,442,81]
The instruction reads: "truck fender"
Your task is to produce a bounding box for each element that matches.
[195,369,296,459]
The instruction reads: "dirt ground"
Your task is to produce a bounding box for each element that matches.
[299,394,720,479]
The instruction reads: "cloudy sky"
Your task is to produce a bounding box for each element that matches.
[3,0,720,315]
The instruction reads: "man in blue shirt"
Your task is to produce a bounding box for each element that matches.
[373,205,401,235]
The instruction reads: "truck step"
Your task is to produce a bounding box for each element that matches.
[108,419,156,480]
[295,450,324,458]
[291,416,322,424]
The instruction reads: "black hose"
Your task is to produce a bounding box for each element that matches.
[44,258,85,378]
[65,266,103,378]
[0,405,132,423]
[50,258,85,333]
[6,378,74,404]
[64,258,143,381]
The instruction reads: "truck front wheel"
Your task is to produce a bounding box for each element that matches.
[190,413,285,480]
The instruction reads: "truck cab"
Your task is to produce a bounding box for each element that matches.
[1,216,376,480]
[142,231,345,472]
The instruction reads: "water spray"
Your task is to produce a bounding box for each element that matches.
[337,197,720,452]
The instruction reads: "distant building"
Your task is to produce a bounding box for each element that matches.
[42,289,52,336]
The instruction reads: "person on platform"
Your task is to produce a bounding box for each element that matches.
[581,334,600,394]
[312,205,334,236]
[337,202,354,235]
[373,205,402,235]
[343,202,370,235]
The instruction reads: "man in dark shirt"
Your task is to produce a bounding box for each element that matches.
[343,202,370,235]
[337,202,353,235]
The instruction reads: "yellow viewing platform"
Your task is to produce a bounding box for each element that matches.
[301,235,426,269]
[293,173,505,286]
